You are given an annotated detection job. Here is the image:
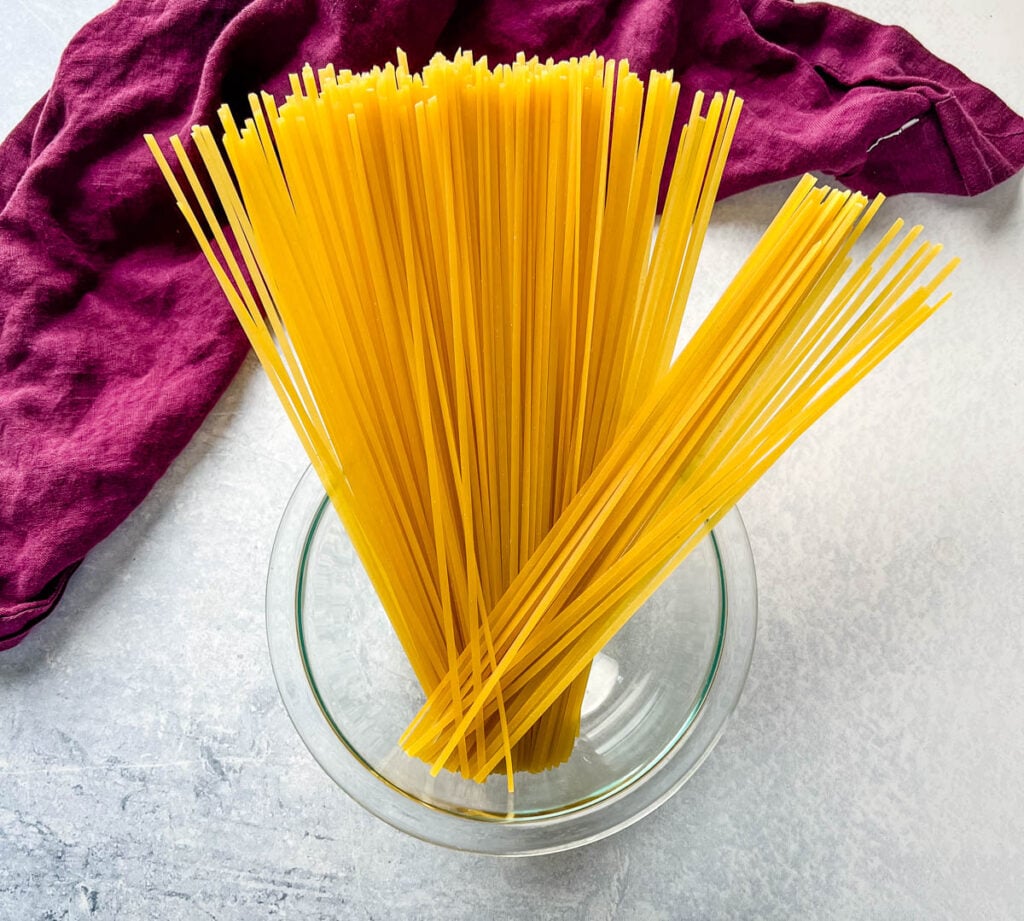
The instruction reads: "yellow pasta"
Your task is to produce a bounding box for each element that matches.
[146,51,956,789]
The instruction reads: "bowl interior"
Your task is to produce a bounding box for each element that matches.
[296,493,726,819]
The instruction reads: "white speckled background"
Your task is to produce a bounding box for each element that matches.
[2,1,1022,918]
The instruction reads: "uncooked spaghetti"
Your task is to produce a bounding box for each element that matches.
[147,51,956,789]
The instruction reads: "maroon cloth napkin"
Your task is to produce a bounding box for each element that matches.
[2,0,1022,650]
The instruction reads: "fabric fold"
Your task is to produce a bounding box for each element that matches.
[734,0,1024,195]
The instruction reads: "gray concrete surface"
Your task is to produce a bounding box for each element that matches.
[2,0,1022,917]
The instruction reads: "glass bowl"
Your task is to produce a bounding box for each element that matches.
[267,465,757,855]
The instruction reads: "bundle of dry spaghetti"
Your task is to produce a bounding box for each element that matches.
[147,51,956,789]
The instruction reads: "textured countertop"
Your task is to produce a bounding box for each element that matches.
[2,1,1022,918]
